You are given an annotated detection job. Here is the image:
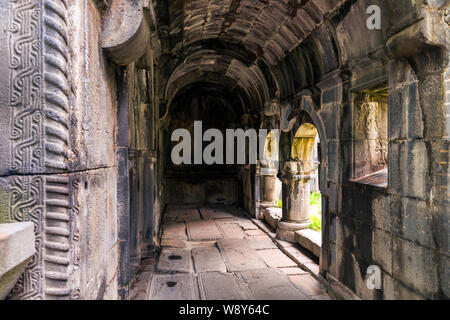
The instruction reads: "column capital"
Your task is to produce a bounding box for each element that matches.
[278,161,319,182]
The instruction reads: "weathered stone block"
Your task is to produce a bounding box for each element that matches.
[0,222,35,299]
[328,182,340,214]
[372,228,393,274]
[295,229,321,258]
[327,141,340,183]
[433,204,449,254]
[392,236,439,298]
[439,254,450,299]
[398,141,429,199]
[401,198,433,248]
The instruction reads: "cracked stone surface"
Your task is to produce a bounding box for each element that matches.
[132,205,330,300]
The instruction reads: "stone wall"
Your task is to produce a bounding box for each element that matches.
[0,0,119,299]
[320,0,449,299]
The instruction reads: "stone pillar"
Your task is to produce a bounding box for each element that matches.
[254,162,262,219]
[276,161,319,242]
[141,152,156,258]
[261,166,280,203]
[128,150,141,279]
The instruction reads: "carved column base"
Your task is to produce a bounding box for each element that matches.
[276,220,310,242]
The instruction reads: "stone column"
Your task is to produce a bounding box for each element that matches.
[141,152,157,258]
[261,165,280,203]
[276,161,319,242]
[254,161,262,220]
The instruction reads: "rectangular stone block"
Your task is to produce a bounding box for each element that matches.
[401,198,433,248]
[156,248,193,274]
[198,272,250,300]
[216,221,246,239]
[372,228,393,274]
[295,229,321,258]
[399,141,429,199]
[257,249,297,268]
[162,222,187,240]
[164,208,201,223]
[288,274,326,298]
[246,235,278,251]
[192,246,227,273]
[187,220,223,241]
[199,207,235,220]
[217,238,267,272]
[392,236,438,298]
[238,268,308,300]
[149,274,199,300]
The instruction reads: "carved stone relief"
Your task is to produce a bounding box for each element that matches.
[0,0,78,300]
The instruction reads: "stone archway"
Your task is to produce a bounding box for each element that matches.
[275,92,330,274]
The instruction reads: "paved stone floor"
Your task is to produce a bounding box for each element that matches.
[130,205,331,300]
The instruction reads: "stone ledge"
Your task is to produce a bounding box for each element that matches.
[295,229,322,258]
[263,207,282,230]
[0,222,35,299]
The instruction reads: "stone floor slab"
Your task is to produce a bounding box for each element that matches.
[246,235,278,251]
[217,221,246,239]
[238,268,309,300]
[187,220,223,241]
[198,272,251,300]
[217,238,267,272]
[162,222,187,240]
[200,207,235,220]
[257,249,298,268]
[279,267,308,276]
[245,229,266,237]
[156,248,193,273]
[133,205,327,301]
[288,274,326,298]
[192,246,227,273]
[239,221,259,231]
[161,238,188,248]
[164,208,201,223]
[149,274,199,300]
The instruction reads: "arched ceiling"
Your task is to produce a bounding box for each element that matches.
[153,0,343,112]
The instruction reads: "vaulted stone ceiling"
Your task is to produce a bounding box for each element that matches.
[154,0,344,114]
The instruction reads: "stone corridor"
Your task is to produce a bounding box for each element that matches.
[130,206,329,300]
[0,0,449,301]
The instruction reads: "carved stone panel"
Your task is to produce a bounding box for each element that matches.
[0,174,79,300]
[0,0,73,176]
[0,0,78,300]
